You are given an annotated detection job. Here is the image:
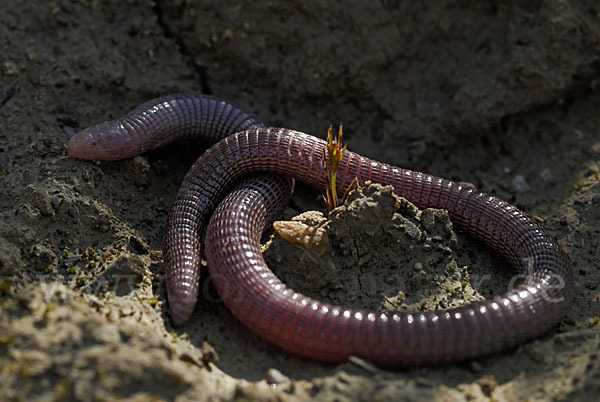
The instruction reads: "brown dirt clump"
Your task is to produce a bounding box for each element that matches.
[266,183,484,313]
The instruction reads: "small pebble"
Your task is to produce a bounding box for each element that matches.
[348,356,380,374]
[266,368,290,385]
[477,375,497,397]
[1,61,18,76]
[30,244,56,271]
[512,174,530,193]
[469,360,483,373]
[201,341,219,363]
[51,195,64,212]
[524,344,545,363]
[457,181,477,190]
[32,188,54,217]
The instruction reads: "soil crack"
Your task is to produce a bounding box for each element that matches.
[152,0,212,94]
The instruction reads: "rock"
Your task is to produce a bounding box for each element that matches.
[266,368,290,385]
[272,219,330,257]
[32,187,54,217]
[30,244,56,272]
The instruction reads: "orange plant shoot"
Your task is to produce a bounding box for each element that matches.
[323,124,347,211]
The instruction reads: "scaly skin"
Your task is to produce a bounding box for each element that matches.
[68,93,573,366]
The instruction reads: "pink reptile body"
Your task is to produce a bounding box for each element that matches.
[68,94,573,366]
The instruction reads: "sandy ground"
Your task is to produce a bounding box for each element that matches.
[1,0,600,400]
